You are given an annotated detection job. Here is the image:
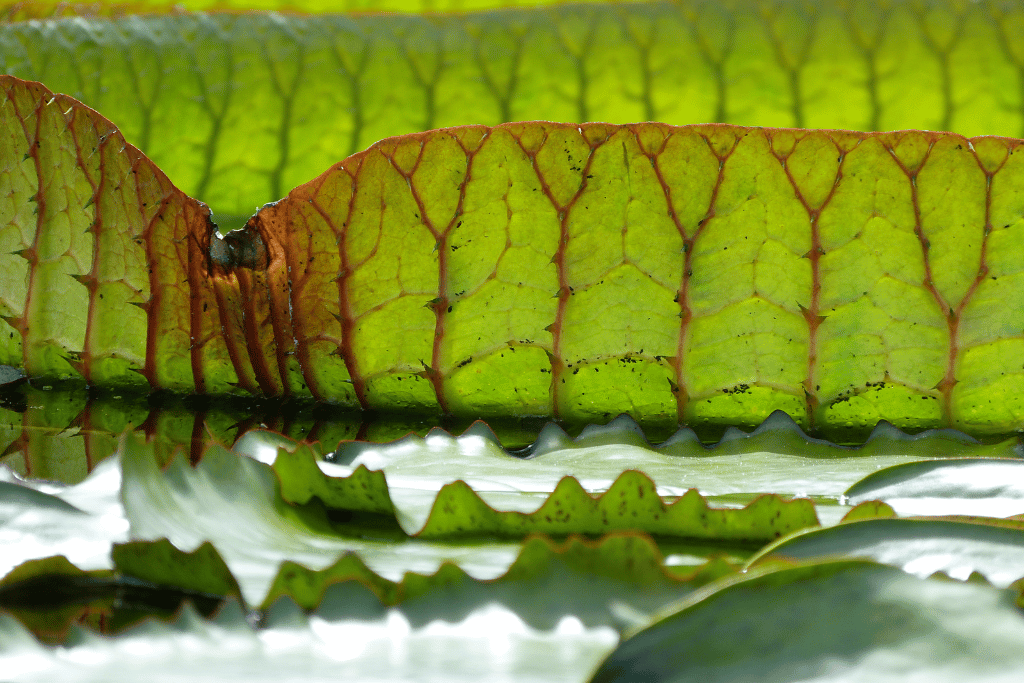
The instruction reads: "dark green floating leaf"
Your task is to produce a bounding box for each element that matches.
[271,440,395,516]
[838,500,896,522]
[590,560,1024,683]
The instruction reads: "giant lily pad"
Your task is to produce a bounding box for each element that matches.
[5,0,1024,679]
[6,73,1024,433]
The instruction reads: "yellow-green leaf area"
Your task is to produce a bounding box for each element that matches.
[652,128,719,238]
[441,129,558,365]
[685,384,808,431]
[916,136,986,310]
[409,131,467,235]
[445,346,553,416]
[8,0,1024,224]
[558,356,676,427]
[11,67,1024,431]
[815,136,948,406]
[25,101,93,380]
[273,445,395,516]
[532,124,590,209]
[684,298,809,397]
[415,470,819,540]
[953,339,1024,430]
[0,97,34,366]
[111,539,241,600]
[783,131,841,211]
[958,153,1024,335]
[689,131,810,315]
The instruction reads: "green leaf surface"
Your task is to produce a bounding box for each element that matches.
[6,0,1024,676]
[7,0,1024,220]
[0,425,765,612]
[247,417,1017,530]
[414,473,818,540]
[1,0,636,15]
[111,539,242,601]
[590,560,1024,683]
[3,423,1017,611]
[267,439,397,517]
[234,119,1024,433]
[104,528,736,619]
[747,517,1024,588]
[9,70,1024,433]
[262,424,821,538]
[845,458,1024,517]
[839,499,896,522]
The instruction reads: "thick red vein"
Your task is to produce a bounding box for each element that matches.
[946,148,1005,424]
[644,128,694,422]
[322,165,367,408]
[430,140,473,413]
[887,140,953,421]
[511,126,603,419]
[20,89,46,378]
[69,107,103,384]
[186,205,212,394]
[766,131,845,430]
[674,129,737,423]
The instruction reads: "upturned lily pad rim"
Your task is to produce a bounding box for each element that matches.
[742,515,1024,571]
